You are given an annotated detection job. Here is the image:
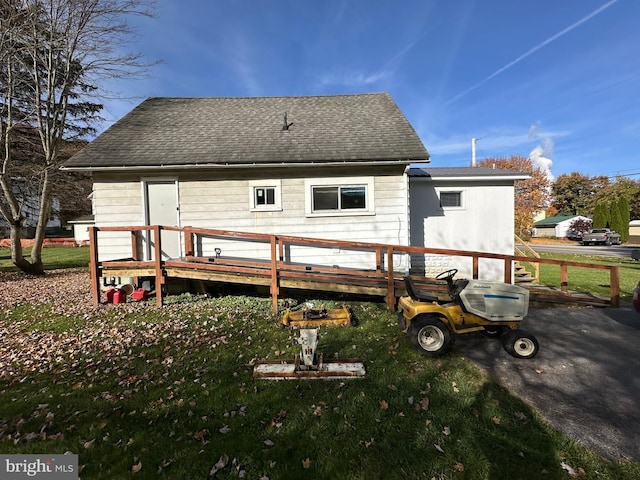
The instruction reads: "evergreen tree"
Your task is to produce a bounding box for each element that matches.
[609,200,623,237]
[617,196,630,242]
[592,203,610,229]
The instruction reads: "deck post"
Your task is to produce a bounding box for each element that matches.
[153,225,164,306]
[184,228,194,256]
[130,230,139,286]
[610,266,620,307]
[560,264,568,292]
[89,226,100,306]
[270,236,279,312]
[504,258,512,284]
[130,230,138,260]
[376,248,383,273]
[386,247,395,311]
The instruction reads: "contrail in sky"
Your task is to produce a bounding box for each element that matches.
[445,0,620,106]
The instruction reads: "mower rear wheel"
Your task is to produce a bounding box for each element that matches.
[502,330,539,359]
[408,316,452,357]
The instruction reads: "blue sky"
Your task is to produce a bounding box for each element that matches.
[102,0,640,180]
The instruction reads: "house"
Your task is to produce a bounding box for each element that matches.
[62,93,429,272]
[0,182,62,238]
[62,93,523,282]
[67,214,94,245]
[533,215,591,239]
[408,167,529,279]
[630,220,640,244]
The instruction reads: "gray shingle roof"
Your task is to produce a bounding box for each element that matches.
[63,93,429,170]
[408,166,530,180]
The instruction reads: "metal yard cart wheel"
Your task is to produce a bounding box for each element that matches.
[502,330,539,359]
[408,315,452,357]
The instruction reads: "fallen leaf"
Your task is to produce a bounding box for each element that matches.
[302,458,311,469]
[209,454,229,476]
[560,461,577,477]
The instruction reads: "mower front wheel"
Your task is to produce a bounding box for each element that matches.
[408,316,452,357]
[502,330,539,359]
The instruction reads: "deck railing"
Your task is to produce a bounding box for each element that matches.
[88,225,620,310]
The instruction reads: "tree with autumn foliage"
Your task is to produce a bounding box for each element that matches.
[478,156,551,239]
[551,172,594,215]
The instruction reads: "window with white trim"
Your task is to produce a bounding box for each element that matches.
[305,177,375,216]
[249,180,282,211]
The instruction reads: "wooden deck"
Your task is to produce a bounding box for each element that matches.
[88,226,620,311]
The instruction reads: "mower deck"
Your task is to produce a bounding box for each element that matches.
[280,305,353,328]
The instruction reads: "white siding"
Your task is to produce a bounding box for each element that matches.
[409,179,515,281]
[92,172,409,270]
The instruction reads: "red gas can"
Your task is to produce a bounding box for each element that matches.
[105,288,116,303]
[132,288,147,301]
[113,289,127,304]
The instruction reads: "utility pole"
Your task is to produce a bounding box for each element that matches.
[471,137,477,167]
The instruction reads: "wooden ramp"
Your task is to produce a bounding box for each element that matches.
[88,226,620,310]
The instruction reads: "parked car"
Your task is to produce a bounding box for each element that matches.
[581,228,622,246]
[566,229,583,241]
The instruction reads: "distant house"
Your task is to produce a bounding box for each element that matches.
[629,220,640,244]
[533,215,591,239]
[0,181,62,238]
[62,93,524,281]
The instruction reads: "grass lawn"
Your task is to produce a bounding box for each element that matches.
[534,252,640,302]
[0,246,90,271]
[1,246,639,479]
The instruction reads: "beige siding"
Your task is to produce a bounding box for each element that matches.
[93,179,144,261]
[178,175,408,270]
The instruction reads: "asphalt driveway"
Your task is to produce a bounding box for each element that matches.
[455,305,640,460]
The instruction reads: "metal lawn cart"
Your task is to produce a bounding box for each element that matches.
[398,269,539,359]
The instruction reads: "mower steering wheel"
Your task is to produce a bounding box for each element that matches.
[436,269,458,282]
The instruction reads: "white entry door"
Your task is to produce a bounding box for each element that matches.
[145,180,180,260]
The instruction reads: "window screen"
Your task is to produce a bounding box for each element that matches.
[440,191,461,208]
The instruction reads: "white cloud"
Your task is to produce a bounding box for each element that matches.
[528,126,555,181]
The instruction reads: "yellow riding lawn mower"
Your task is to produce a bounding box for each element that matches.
[398,269,539,359]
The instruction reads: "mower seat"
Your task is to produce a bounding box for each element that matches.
[404,276,439,303]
